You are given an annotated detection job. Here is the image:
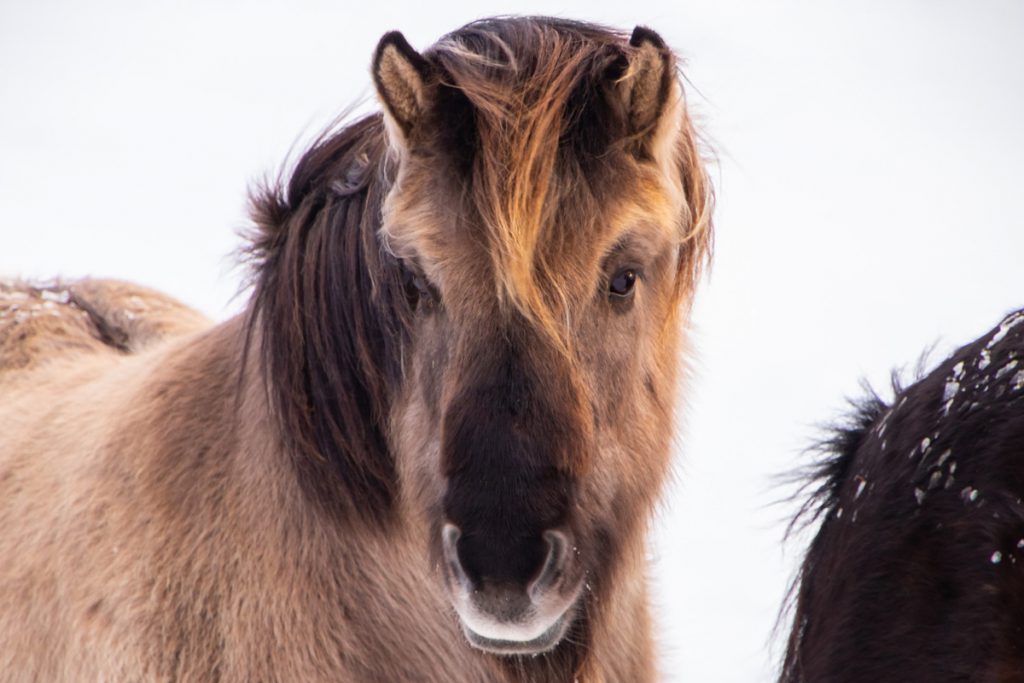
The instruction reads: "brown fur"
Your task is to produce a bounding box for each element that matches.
[0,17,712,682]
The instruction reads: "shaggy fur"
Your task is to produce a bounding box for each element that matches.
[782,309,1024,683]
[0,17,712,682]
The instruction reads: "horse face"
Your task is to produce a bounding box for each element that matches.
[390,215,684,655]
[374,24,709,655]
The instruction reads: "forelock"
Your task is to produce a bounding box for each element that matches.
[426,19,632,338]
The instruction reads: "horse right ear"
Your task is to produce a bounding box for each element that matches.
[372,31,433,143]
[615,26,675,156]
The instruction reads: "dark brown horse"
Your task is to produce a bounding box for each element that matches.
[0,17,712,682]
[782,309,1024,682]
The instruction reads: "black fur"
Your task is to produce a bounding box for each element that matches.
[783,309,1024,682]
[441,322,578,587]
[628,25,666,50]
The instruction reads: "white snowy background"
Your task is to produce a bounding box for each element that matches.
[2,1,1022,681]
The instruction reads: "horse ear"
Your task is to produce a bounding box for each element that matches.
[372,31,433,142]
[618,26,675,150]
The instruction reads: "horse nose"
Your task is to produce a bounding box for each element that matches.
[528,530,571,602]
[442,524,473,590]
[442,523,571,599]
[443,524,581,653]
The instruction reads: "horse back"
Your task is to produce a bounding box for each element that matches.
[784,310,1024,682]
[0,279,210,376]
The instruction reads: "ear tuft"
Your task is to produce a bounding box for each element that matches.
[620,26,674,148]
[372,31,433,138]
[628,25,666,50]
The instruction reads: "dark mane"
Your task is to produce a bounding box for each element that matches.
[246,113,410,523]
[786,382,895,537]
[780,384,890,678]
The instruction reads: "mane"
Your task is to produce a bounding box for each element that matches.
[787,387,891,534]
[779,378,900,679]
[245,113,409,523]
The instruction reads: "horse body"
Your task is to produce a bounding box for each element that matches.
[0,17,711,682]
[0,289,489,681]
[783,310,1024,682]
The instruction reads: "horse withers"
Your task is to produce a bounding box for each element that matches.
[783,310,1024,682]
[0,18,712,682]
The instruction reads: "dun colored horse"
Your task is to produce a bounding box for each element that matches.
[0,18,712,682]
[782,310,1024,682]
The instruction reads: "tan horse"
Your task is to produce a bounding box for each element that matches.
[0,18,712,682]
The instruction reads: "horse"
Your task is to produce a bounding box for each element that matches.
[781,309,1024,682]
[0,17,712,682]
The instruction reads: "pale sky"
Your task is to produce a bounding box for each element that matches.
[2,2,1022,680]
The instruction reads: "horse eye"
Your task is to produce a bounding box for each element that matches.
[412,275,431,298]
[609,268,638,299]
[402,267,434,307]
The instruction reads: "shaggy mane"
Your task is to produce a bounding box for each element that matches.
[245,113,409,523]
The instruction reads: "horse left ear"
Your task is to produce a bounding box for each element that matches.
[372,31,434,143]
[618,26,675,151]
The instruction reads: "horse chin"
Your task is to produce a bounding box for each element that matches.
[459,605,576,656]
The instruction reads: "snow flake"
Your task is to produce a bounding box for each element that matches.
[942,380,959,403]
[996,360,1019,380]
[942,369,961,414]
[39,289,70,304]
[987,312,1024,349]
[1012,370,1024,392]
[961,486,979,503]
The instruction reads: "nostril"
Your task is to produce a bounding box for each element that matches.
[528,529,571,603]
[442,523,472,591]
